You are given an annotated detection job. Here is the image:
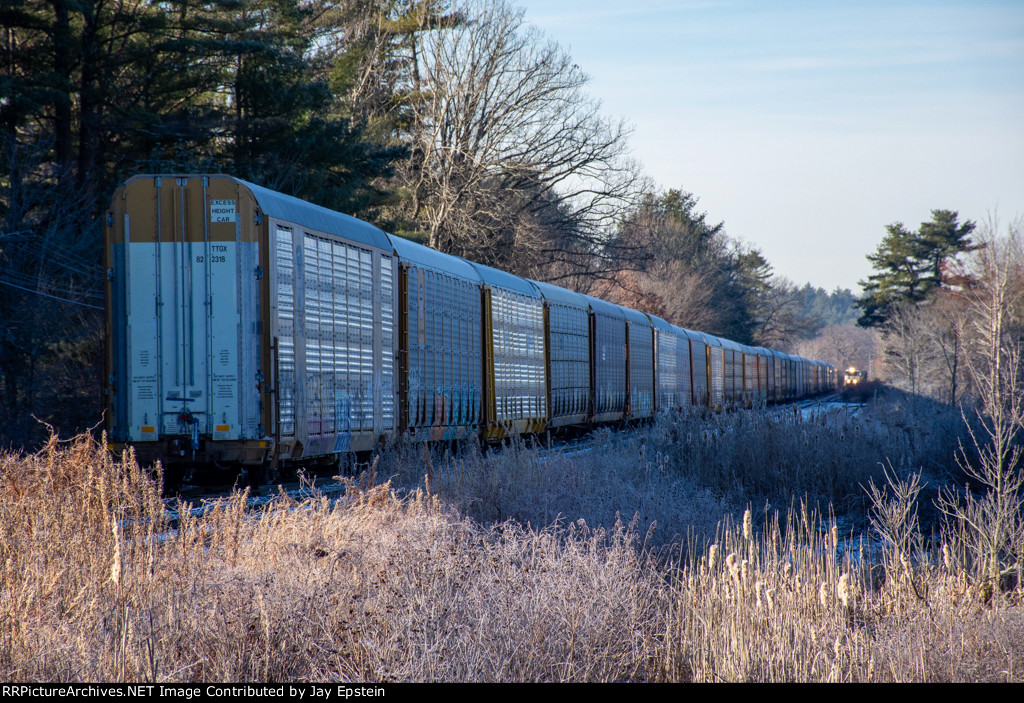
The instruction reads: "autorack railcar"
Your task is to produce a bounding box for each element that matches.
[529,279,591,429]
[390,235,482,442]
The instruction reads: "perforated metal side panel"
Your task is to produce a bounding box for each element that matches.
[708,342,724,409]
[688,335,708,408]
[656,329,678,411]
[675,330,692,408]
[272,224,395,455]
[490,288,545,426]
[403,265,481,439]
[628,322,654,418]
[591,312,625,418]
[547,301,590,423]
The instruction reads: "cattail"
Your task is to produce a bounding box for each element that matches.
[726,552,739,582]
[819,581,829,609]
[830,525,838,550]
[837,572,850,608]
[942,543,952,570]
[741,559,749,584]
[743,509,752,541]
[110,515,122,588]
[708,544,718,568]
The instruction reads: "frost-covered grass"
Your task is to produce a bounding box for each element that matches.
[388,390,966,538]
[0,396,1019,682]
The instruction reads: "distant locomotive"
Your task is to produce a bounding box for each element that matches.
[104,175,836,482]
[844,367,867,386]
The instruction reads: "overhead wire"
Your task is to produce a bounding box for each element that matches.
[3,238,104,281]
[0,276,103,310]
[0,263,103,297]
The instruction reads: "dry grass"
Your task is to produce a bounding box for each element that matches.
[383,427,731,547]
[664,506,1024,682]
[0,435,664,681]
[389,395,965,540]
[1,419,1020,682]
[651,396,964,515]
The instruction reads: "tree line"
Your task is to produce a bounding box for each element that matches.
[592,189,858,346]
[0,0,866,443]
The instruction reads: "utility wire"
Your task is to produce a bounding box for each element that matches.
[5,240,104,280]
[0,265,103,301]
[0,278,103,310]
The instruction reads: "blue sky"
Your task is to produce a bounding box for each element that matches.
[516,0,1024,292]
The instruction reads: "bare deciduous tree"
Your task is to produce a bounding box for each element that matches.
[923,290,968,405]
[869,467,925,592]
[939,218,1024,588]
[878,291,968,402]
[795,324,878,374]
[751,276,822,349]
[407,0,644,276]
[879,301,934,395]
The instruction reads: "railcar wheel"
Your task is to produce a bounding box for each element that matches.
[163,464,186,495]
[242,464,268,491]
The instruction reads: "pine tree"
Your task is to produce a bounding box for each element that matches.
[857,211,976,327]
[917,209,978,288]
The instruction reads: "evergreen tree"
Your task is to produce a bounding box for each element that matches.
[917,209,978,288]
[857,211,976,327]
[0,0,407,447]
[220,0,404,215]
[858,223,929,326]
[607,189,787,344]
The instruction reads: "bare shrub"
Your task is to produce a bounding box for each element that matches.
[650,400,961,518]
[868,468,926,595]
[386,397,965,543]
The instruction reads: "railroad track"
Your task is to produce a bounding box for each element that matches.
[164,394,869,518]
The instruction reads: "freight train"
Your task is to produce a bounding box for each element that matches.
[104,175,836,483]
